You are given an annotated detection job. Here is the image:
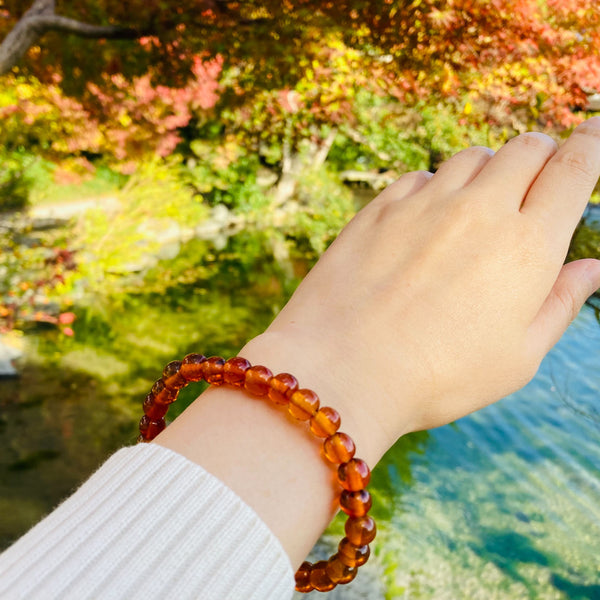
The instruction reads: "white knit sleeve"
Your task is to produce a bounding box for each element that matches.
[0,444,295,600]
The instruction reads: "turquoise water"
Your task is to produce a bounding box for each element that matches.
[304,306,600,599]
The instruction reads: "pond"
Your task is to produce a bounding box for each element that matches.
[1,231,599,600]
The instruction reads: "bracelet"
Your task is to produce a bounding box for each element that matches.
[137,354,377,593]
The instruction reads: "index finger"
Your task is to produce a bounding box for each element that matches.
[520,117,600,242]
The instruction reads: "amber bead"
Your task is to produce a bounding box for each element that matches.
[204,356,225,385]
[162,360,187,390]
[338,537,370,567]
[288,388,320,420]
[326,554,358,585]
[244,365,273,396]
[136,434,147,444]
[147,418,166,439]
[179,353,207,382]
[340,489,372,517]
[139,414,150,434]
[268,372,299,405]
[151,379,177,405]
[143,393,169,420]
[345,515,377,546]
[310,406,341,437]
[294,561,313,593]
[338,458,371,491]
[223,357,251,386]
[309,560,336,592]
[323,432,356,464]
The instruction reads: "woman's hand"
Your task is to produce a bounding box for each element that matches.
[159,118,600,565]
[245,117,600,455]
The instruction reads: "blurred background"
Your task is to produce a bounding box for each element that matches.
[0,1,599,598]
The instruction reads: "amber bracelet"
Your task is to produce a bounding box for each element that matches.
[137,353,377,593]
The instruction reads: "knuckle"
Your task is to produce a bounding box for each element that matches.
[509,132,557,151]
[554,149,596,180]
[574,122,600,140]
[453,146,494,162]
[556,286,580,324]
[399,170,433,187]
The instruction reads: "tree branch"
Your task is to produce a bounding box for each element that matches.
[28,16,143,39]
[0,0,147,74]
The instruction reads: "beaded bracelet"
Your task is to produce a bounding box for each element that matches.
[137,354,377,593]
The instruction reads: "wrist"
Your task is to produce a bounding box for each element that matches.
[240,328,409,466]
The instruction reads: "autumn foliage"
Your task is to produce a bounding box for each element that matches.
[1,1,600,334]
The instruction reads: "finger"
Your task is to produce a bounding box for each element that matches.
[429,146,494,191]
[369,170,433,207]
[468,133,558,209]
[526,258,600,358]
[521,118,600,239]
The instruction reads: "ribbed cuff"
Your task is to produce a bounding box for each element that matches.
[0,444,295,600]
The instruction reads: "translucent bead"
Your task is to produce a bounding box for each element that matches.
[340,489,372,517]
[338,537,370,567]
[337,458,371,491]
[180,353,207,382]
[268,372,299,405]
[136,434,147,444]
[323,432,356,464]
[310,406,341,437]
[204,356,225,385]
[139,415,150,434]
[244,365,273,396]
[223,357,251,386]
[326,554,357,585]
[148,418,166,439]
[151,379,177,404]
[294,561,313,593]
[289,388,320,420]
[309,560,336,592]
[162,360,186,390]
[143,393,169,420]
[345,516,377,546]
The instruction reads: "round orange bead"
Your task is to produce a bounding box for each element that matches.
[289,388,320,420]
[179,353,207,382]
[139,414,150,435]
[268,372,299,405]
[310,406,341,437]
[146,418,166,440]
[223,357,251,386]
[244,365,273,396]
[151,379,177,405]
[143,393,169,420]
[323,432,356,464]
[340,489,372,517]
[338,458,371,491]
[162,360,186,390]
[203,356,225,385]
[326,554,357,585]
[345,516,377,546]
[338,537,370,567]
[309,560,336,592]
[294,561,313,593]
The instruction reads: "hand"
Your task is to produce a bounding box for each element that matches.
[159,118,600,565]
[245,117,600,457]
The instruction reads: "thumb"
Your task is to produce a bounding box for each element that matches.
[527,258,600,358]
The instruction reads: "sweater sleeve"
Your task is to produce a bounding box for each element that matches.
[0,444,295,600]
